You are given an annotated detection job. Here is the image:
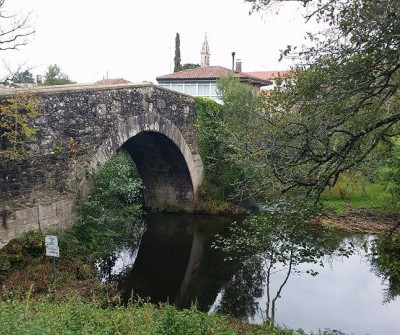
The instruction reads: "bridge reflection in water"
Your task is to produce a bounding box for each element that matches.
[98,213,242,311]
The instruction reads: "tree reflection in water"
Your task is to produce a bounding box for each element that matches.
[213,201,355,324]
[370,231,400,303]
[213,256,264,321]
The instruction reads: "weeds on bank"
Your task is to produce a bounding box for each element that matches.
[0,298,298,335]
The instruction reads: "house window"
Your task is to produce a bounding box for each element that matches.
[172,84,184,93]
[210,83,218,97]
[160,83,171,89]
[198,83,210,96]
[184,83,197,95]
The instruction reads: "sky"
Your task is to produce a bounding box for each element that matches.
[3,0,318,84]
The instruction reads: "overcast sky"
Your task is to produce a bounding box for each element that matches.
[3,0,317,84]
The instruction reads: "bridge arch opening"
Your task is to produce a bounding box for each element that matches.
[122,131,195,209]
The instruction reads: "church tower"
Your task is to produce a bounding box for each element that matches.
[200,33,210,67]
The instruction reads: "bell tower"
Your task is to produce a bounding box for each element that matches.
[200,33,210,67]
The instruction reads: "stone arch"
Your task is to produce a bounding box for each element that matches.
[89,113,203,209]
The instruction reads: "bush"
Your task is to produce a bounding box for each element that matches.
[73,151,144,255]
[0,299,284,335]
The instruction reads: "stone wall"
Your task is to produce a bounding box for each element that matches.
[0,199,74,247]
[0,83,203,246]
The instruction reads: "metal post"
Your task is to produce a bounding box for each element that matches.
[52,256,56,281]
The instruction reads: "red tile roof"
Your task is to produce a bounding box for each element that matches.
[95,78,131,85]
[157,66,272,86]
[245,71,292,81]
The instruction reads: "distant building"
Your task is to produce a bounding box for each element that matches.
[157,35,272,102]
[95,78,131,85]
[246,71,292,91]
[157,66,272,102]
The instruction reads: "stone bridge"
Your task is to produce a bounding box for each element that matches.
[0,83,204,246]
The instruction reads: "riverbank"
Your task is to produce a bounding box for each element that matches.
[0,299,289,335]
[316,208,398,233]
[0,231,297,335]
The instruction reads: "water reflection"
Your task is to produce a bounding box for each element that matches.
[212,257,265,321]
[98,212,241,310]
[369,232,400,304]
[98,211,400,334]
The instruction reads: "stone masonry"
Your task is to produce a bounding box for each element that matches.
[0,83,204,247]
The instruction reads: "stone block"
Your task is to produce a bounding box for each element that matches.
[0,225,9,241]
[39,217,60,230]
[15,207,38,221]
[22,221,40,232]
[38,203,57,221]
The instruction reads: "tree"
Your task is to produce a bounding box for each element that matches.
[180,63,200,71]
[174,33,182,72]
[75,151,144,254]
[12,70,34,84]
[196,76,264,205]
[0,0,34,83]
[43,64,74,86]
[0,0,33,50]
[225,0,400,202]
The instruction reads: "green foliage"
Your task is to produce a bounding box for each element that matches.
[12,70,34,84]
[0,92,40,161]
[74,151,144,254]
[53,141,63,153]
[195,76,265,205]
[215,75,268,203]
[195,96,241,204]
[216,0,400,204]
[195,180,242,214]
[378,138,400,206]
[174,33,181,73]
[43,64,74,86]
[180,63,200,71]
[0,299,290,335]
[0,230,44,282]
[322,181,390,214]
[321,136,400,212]
[156,305,208,335]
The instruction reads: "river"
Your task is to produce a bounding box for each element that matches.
[97,212,400,335]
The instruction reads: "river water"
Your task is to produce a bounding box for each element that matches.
[98,212,400,335]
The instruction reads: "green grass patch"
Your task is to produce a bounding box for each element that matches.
[321,181,393,214]
[0,299,300,335]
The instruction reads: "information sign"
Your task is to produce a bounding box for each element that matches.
[46,246,60,258]
[45,235,58,247]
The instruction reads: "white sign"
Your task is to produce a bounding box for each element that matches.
[45,235,58,247]
[46,246,60,258]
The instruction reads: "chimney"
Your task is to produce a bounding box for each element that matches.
[235,59,242,72]
[231,52,235,71]
[36,75,43,84]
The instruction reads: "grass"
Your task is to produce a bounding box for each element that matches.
[321,180,394,214]
[0,298,301,335]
